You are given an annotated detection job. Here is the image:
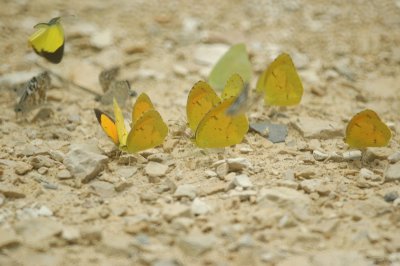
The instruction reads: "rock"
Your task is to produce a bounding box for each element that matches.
[0,228,19,248]
[38,206,53,217]
[363,147,392,162]
[215,163,229,178]
[57,169,72,180]
[313,150,329,161]
[292,117,342,139]
[204,170,217,178]
[191,198,211,215]
[276,255,310,266]
[194,44,229,66]
[101,232,133,256]
[64,143,108,183]
[173,65,189,77]
[250,122,288,143]
[30,155,55,169]
[61,226,80,243]
[90,29,113,49]
[311,250,371,266]
[385,162,400,182]
[145,162,168,178]
[14,161,33,175]
[359,168,380,181]
[233,174,253,189]
[48,150,65,162]
[300,179,322,193]
[14,217,63,245]
[227,158,252,171]
[114,180,133,192]
[162,203,190,221]
[384,191,399,202]
[0,184,25,198]
[115,167,138,179]
[90,181,115,198]
[342,150,362,161]
[174,184,197,200]
[177,233,217,256]
[388,151,400,163]
[258,187,311,220]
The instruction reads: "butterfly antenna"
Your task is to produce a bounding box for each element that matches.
[34,62,102,98]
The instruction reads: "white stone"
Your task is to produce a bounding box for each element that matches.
[38,206,53,217]
[145,162,169,177]
[313,150,328,161]
[194,44,229,66]
[233,174,253,189]
[190,198,211,215]
[174,184,197,199]
[388,151,400,163]
[342,150,362,161]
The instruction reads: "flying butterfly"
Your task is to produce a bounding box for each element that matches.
[15,71,51,114]
[94,93,168,153]
[208,43,252,91]
[28,17,64,64]
[256,53,303,106]
[345,109,391,148]
[186,73,249,148]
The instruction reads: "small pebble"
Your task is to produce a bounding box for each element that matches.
[384,191,399,202]
[388,151,400,163]
[57,169,72,180]
[313,150,328,161]
[233,174,253,189]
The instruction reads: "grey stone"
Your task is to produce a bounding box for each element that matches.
[250,122,288,143]
[343,150,362,161]
[64,143,108,183]
[384,191,399,202]
[385,162,400,182]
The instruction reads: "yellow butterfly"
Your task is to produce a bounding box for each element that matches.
[256,53,303,106]
[186,73,249,148]
[94,93,168,153]
[345,109,391,148]
[28,17,64,64]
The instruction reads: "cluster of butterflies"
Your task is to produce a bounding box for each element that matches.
[22,17,392,153]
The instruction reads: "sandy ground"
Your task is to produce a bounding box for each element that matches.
[1,0,400,265]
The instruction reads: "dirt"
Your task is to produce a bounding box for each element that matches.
[1,0,400,265]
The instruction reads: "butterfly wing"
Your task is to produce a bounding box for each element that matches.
[345,109,391,148]
[113,98,128,148]
[14,72,50,113]
[221,73,244,100]
[126,110,168,153]
[99,67,120,92]
[209,43,252,91]
[256,53,303,106]
[186,81,220,132]
[94,109,119,145]
[195,97,249,148]
[29,17,64,63]
[131,93,155,125]
[101,80,130,106]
